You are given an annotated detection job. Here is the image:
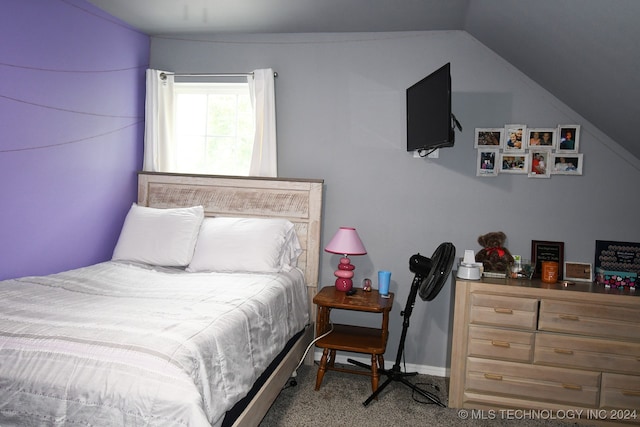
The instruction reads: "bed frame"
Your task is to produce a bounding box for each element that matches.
[137,171,323,427]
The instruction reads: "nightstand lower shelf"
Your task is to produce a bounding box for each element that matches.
[316,324,386,354]
[315,324,386,392]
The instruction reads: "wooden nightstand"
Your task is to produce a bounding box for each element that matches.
[313,286,394,392]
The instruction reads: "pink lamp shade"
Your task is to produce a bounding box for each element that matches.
[325,227,367,292]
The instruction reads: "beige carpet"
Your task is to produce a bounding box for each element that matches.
[259,363,593,427]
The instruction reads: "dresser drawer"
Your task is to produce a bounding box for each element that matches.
[539,299,640,341]
[466,357,600,407]
[470,294,538,330]
[468,325,534,363]
[601,373,640,413]
[534,333,640,375]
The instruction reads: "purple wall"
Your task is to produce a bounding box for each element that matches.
[0,1,149,280]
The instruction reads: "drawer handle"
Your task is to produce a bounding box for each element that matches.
[622,390,640,397]
[562,383,582,391]
[494,308,513,314]
[559,314,579,321]
[484,373,503,381]
[554,348,574,355]
[491,340,511,348]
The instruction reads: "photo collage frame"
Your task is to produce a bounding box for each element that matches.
[474,124,583,178]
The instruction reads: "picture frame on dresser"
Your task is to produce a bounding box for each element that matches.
[594,240,640,287]
[594,240,640,273]
[564,262,592,282]
[531,240,565,279]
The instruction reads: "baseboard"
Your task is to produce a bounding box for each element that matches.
[313,350,449,378]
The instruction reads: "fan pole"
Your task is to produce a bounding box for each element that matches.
[349,244,455,408]
[352,274,445,407]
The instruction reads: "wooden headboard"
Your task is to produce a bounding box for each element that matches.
[137,172,324,313]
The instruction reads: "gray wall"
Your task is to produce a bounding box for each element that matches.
[150,31,640,374]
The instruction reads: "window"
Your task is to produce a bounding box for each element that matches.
[144,68,276,177]
[174,82,254,175]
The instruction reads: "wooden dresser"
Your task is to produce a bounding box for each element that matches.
[449,277,640,424]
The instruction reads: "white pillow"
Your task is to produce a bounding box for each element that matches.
[187,217,302,273]
[112,204,204,266]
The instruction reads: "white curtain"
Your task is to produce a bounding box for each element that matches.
[248,68,278,177]
[143,69,175,172]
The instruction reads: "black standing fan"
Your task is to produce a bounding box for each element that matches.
[347,242,456,407]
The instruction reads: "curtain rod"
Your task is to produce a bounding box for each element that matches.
[160,71,277,80]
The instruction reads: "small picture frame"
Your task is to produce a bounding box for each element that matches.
[556,124,580,153]
[531,240,565,279]
[528,128,556,149]
[477,148,499,177]
[504,124,527,152]
[594,240,640,274]
[499,153,528,174]
[528,149,551,178]
[474,128,504,148]
[551,153,583,175]
[564,262,592,282]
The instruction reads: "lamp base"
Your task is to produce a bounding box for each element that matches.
[334,256,355,292]
[335,277,353,292]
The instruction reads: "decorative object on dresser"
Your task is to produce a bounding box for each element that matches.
[324,226,367,292]
[531,240,565,280]
[594,240,640,289]
[564,262,593,282]
[450,276,640,424]
[540,260,560,283]
[475,231,515,276]
[508,256,536,280]
[457,249,483,280]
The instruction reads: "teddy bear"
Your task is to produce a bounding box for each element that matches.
[475,231,515,273]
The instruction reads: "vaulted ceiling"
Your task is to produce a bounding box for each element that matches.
[87,0,640,160]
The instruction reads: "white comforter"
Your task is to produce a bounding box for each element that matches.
[0,261,309,427]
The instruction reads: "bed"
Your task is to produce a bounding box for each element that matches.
[0,172,324,427]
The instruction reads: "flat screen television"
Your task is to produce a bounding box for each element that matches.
[406,62,460,154]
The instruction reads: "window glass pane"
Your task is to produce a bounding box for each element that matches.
[205,137,243,175]
[176,93,207,135]
[208,94,238,136]
[177,135,206,171]
[174,82,253,175]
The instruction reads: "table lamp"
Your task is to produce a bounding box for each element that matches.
[324,227,367,292]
